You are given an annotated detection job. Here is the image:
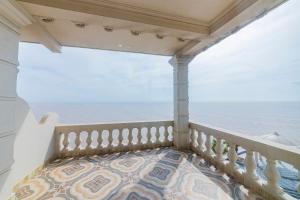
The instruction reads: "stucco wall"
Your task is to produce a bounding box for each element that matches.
[0,21,59,199]
[0,19,19,199]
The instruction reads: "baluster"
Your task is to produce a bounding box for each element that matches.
[137,128,142,147]
[147,127,151,146]
[169,126,173,142]
[191,128,196,147]
[86,131,92,154]
[244,150,258,182]
[107,129,113,150]
[128,128,133,148]
[215,138,224,162]
[97,130,103,151]
[62,132,69,157]
[163,126,168,144]
[56,132,63,155]
[205,134,213,157]
[75,132,81,155]
[228,143,238,173]
[117,129,122,150]
[197,130,204,152]
[155,126,160,144]
[264,158,283,196]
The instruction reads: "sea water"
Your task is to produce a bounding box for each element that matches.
[29,101,300,145]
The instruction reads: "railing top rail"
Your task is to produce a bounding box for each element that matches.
[190,121,300,168]
[55,120,174,133]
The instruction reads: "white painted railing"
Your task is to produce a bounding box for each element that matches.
[55,120,174,158]
[190,122,300,200]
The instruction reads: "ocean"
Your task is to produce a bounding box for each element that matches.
[29,102,300,146]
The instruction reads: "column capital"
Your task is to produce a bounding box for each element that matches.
[169,55,195,68]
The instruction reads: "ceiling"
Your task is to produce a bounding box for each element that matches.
[15,0,287,56]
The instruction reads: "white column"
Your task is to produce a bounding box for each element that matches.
[169,55,194,149]
[0,5,22,199]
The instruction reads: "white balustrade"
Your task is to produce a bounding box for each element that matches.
[55,120,174,158]
[189,122,300,200]
[147,127,151,146]
[62,132,69,155]
[227,143,238,173]
[244,150,258,182]
[128,128,133,146]
[163,126,168,144]
[86,131,92,153]
[205,134,213,157]
[97,130,103,151]
[74,132,80,155]
[215,138,224,162]
[155,126,160,144]
[264,158,283,196]
[197,131,204,153]
[137,128,142,147]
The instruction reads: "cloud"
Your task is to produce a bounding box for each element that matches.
[18,43,172,102]
[18,0,300,103]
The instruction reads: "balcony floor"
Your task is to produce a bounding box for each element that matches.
[14,148,263,200]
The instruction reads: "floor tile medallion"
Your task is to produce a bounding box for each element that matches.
[13,148,263,200]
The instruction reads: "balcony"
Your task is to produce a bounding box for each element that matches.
[1,0,300,199]
[11,120,300,200]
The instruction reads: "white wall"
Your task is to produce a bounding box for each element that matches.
[0,20,59,199]
[0,19,19,198]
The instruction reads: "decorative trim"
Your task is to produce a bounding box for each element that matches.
[0,0,34,31]
[183,0,288,56]
[0,58,19,72]
[209,0,258,33]
[0,164,13,176]
[17,0,209,34]
[16,0,288,56]
[0,96,16,101]
[0,16,20,34]
[175,39,201,56]
[0,1,61,53]
[0,130,16,139]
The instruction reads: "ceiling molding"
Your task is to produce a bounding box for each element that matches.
[0,0,34,31]
[17,0,210,34]
[209,0,258,33]
[15,0,288,56]
[0,0,61,52]
[185,0,288,56]
[175,39,201,56]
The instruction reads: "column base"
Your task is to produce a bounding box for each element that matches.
[173,130,190,150]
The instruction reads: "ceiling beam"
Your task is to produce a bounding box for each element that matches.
[17,0,209,34]
[175,40,201,56]
[0,0,61,52]
[29,19,62,53]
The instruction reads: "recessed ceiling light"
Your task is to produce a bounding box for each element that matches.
[131,30,141,36]
[104,26,113,32]
[41,17,54,23]
[75,22,86,28]
[156,34,164,39]
[178,37,186,42]
[118,44,123,47]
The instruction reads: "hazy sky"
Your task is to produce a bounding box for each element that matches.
[18,0,300,103]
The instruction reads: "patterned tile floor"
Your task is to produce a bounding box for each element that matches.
[14,148,264,200]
